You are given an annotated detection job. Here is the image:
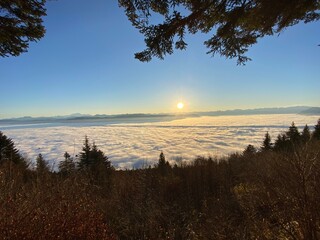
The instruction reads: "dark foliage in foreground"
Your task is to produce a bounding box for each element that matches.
[0,119,319,239]
[0,0,46,57]
[2,0,319,63]
[119,0,320,64]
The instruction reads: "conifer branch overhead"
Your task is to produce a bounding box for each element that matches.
[0,0,47,57]
[119,0,320,64]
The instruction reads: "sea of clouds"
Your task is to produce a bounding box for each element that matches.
[1,114,319,169]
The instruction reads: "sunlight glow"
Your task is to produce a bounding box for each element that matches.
[177,102,184,109]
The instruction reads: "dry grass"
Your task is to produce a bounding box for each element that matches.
[0,167,117,240]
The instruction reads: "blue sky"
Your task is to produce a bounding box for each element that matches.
[1,0,319,118]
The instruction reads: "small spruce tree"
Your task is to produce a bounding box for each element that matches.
[286,122,300,142]
[78,137,113,185]
[243,144,256,156]
[274,133,289,152]
[36,153,49,173]
[78,136,91,169]
[90,142,111,169]
[158,151,166,167]
[59,152,75,175]
[301,125,311,143]
[261,132,272,151]
[157,151,171,176]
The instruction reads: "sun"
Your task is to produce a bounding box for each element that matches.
[177,102,184,109]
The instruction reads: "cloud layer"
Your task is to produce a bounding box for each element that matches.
[2,114,319,169]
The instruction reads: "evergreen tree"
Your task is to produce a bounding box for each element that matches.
[274,133,288,152]
[119,0,319,64]
[158,151,166,167]
[78,137,112,176]
[90,142,112,170]
[312,119,320,141]
[91,142,101,164]
[243,144,256,156]
[78,136,91,169]
[286,122,300,143]
[36,153,49,173]
[89,142,113,185]
[0,131,26,167]
[0,0,47,57]
[58,152,75,175]
[157,151,171,176]
[64,151,71,160]
[301,125,311,143]
[261,132,272,151]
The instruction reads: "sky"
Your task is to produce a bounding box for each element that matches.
[0,0,319,119]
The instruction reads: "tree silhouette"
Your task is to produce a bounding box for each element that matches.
[78,136,91,169]
[0,131,25,166]
[261,132,272,151]
[36,153,49,173]
[243,144,256,155]
[301,124,311,143]
[0,0,47,57]
[274,133,289,152]
[158,151,166,166]
[286,122,300,143]
[90,141,112,170]
[58,152,76,175]
[274,123,301,152]
[312,119,320,141]
[157,151,171,176]
[78,136,112,176]
[2,1,318,62]
[119,0,319,64]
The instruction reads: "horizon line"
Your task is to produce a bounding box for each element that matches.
[1,105,319,120]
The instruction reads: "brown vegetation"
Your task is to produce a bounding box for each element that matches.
[0,119,319,239]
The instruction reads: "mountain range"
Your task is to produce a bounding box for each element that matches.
[1,106,319,125]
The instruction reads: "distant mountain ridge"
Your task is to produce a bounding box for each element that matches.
[299,107,320,115]
[200,106,319,116]
[0,106,319,124]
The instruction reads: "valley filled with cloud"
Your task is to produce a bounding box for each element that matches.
[2,114,319,169]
